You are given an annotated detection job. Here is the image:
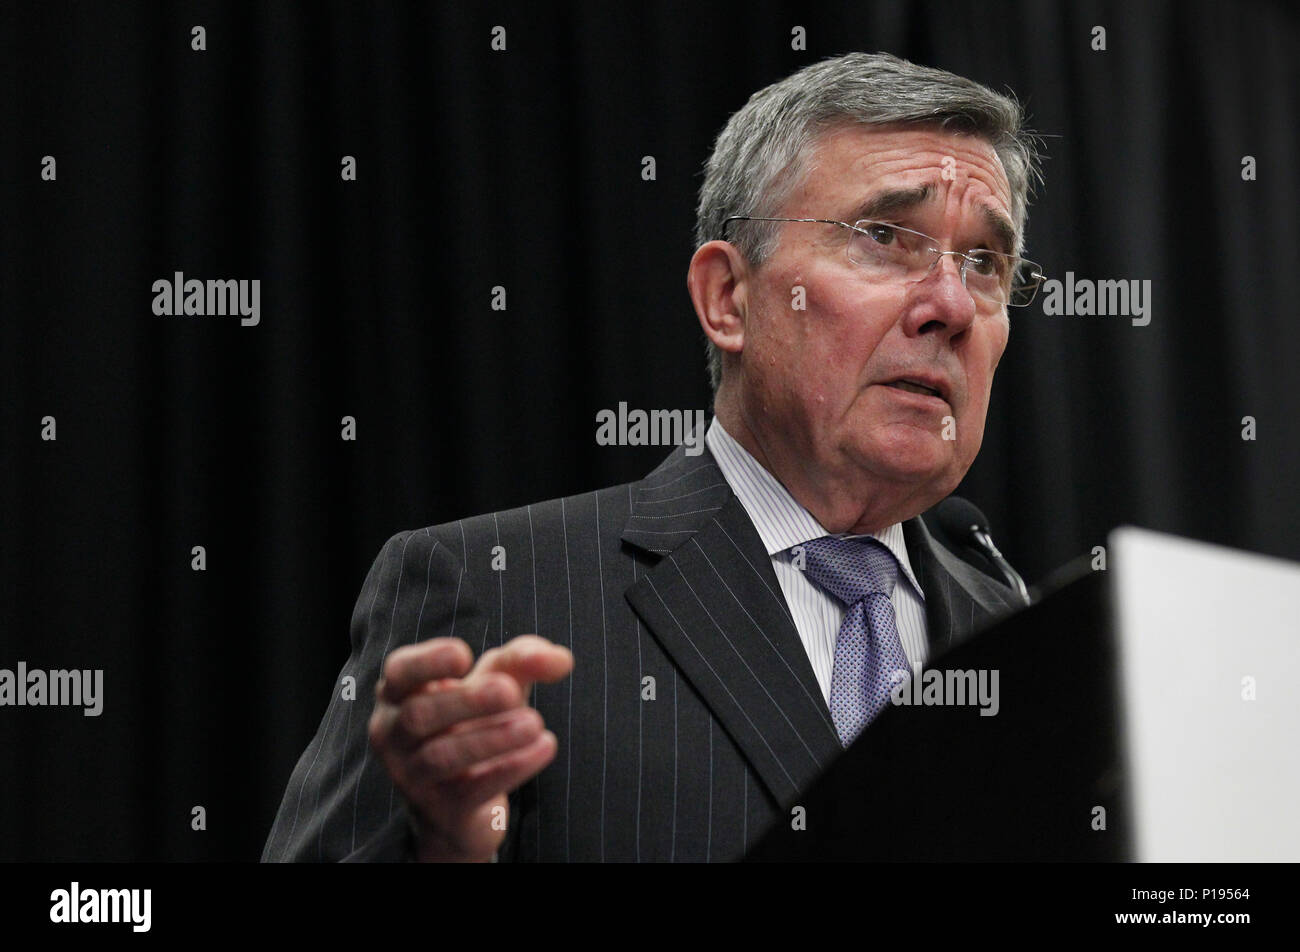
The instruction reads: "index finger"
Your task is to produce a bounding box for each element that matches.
[469,635,574,698]
[378,638,474,703]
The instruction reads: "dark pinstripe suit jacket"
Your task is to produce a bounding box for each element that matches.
[262,442,1021,862]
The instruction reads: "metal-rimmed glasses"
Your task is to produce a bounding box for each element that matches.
[722,216,1045,308]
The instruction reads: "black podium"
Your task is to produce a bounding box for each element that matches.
[746,564,1131,861]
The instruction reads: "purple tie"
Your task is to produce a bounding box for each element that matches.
[800,536,911,747]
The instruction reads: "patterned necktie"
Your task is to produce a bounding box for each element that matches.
[800,535,910,747]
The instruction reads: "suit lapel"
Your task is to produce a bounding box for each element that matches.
[622,446,842,808]
[903,515,1021,659]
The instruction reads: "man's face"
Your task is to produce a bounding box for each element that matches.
[733,123,1014,528]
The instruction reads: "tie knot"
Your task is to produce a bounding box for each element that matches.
[797,535,899,606]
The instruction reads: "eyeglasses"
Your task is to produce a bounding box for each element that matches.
[722,216,1045,308]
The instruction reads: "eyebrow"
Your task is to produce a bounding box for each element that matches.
[979,206,1017,255]
[844,185,1018,255]
[846,185,932,225]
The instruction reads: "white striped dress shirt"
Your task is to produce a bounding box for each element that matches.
[705,417,929,704]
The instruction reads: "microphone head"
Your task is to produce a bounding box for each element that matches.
[935,495,991,542]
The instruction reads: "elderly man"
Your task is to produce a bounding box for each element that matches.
[263,51,1042,863]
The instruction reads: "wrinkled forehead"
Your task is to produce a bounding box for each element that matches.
[793,122,1016,246]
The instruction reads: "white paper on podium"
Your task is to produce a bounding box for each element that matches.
[1111,526,1300,862]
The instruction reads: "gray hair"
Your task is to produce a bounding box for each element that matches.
[696,51,1043,392]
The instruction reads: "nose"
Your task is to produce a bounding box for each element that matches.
[900,252,977,341]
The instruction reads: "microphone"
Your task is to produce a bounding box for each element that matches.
[935,496,1032,607]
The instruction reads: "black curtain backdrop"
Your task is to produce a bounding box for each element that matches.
[2,0,1296,861]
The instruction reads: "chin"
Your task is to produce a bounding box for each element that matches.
[855,431,955,482]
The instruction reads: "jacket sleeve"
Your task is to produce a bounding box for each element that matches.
[261,527,490,862]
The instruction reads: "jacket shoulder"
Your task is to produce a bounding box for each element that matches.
[410,479,642,557]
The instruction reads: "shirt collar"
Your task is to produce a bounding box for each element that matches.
[705,417,924,599]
